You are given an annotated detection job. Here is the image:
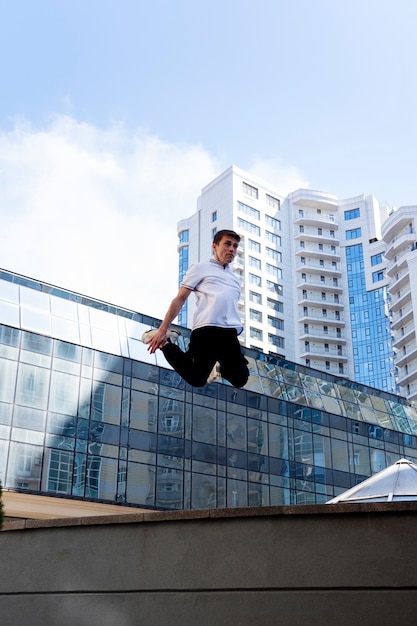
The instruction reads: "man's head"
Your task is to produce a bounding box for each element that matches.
[212,229,241,266]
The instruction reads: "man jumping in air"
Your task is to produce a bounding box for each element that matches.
[142,229,249,388]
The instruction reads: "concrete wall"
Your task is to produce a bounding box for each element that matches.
[2,502,417,626]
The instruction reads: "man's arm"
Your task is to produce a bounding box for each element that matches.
[146,286,192,354]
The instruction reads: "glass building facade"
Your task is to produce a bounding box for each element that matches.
[1,269,417,510]
[346,244,395,392]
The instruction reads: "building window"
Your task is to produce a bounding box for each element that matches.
[344,208,360,220]
[249,273,262,287]
[250,309,263,323]
[372,270,384,283]
[249,291,262,305]
[318,228,322,235]
[249,256,261,270]
[211,211,217,222]
[266,194,280,210]
[269,334,284,348]
[346,228,362,240]
[237,217,260,236]
[250,327,263,340]
[238,201,260,220]
[299,209,304,217]
[266,231,281,246]
[266,264,282,279]
[267,298,283,313]
[266,247,282,263]
[248,239,261,253]
[267,281,283,296]
[242,181,258,199]
[265,215,281,231]
[179,230,189,243]
[299,225,304,233]
[268,316,284,330]
[330,230,335,238]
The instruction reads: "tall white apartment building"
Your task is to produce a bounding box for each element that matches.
[176,165,403,396]
[382,206,417,402]
[177,166,290,359]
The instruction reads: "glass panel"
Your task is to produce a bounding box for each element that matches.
[0,300,19,327]
[13,406,46,431]
[130,390,158,432]
[192,405,217,445]
[49,371,79,415]
[227,478,247,507]
[16,363,50,410]
[313,434,332,468]
[191,472,217,509]
[156,467,183,509]
[6,442,43,490]
[268,423,288,459]
[226,413,247,451]
[0,360,18,403]
[247,419,268,455]
[90,382,121,425]
[45,448,74,494]
[331,438,349,472]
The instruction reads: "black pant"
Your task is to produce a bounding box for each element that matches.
[162,326,249,388]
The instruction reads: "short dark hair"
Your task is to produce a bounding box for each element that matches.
[213,229,241,245]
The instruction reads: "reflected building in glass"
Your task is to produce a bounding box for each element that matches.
[1,268,417,511]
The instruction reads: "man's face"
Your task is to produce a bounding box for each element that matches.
[212,236,239,266]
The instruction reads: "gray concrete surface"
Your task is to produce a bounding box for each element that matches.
[2,502,417,625]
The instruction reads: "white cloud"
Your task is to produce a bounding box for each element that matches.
[247,156,309,196]
[0,116,308,322]
[0,115,220,318]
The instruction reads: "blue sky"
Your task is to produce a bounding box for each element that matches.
[1,0,416,316]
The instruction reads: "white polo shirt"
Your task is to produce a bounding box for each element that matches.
[182,258,243,334]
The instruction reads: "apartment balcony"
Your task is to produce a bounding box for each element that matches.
[385,254,408,278]
[294,215,339,228]
[384,231,416,261]
[294,232,340,246]
[392,327,416,350]
[396,363,417,387]
[389,272,410,294]
[298,295,343,309]
[300,346,348,361]
[296,263,341,277]
[395,342,417,368]
[298,312,345,326]
[297,279,343,294]
[391,305,414,330]
[389,287,412,313]
[299,328,347,343]
[289,189,339,210]
[295,248,340,262]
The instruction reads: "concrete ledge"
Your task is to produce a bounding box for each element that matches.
[2,502,417,625]
[3,500,417,531]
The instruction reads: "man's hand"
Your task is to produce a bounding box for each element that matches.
[146,328,168,354]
